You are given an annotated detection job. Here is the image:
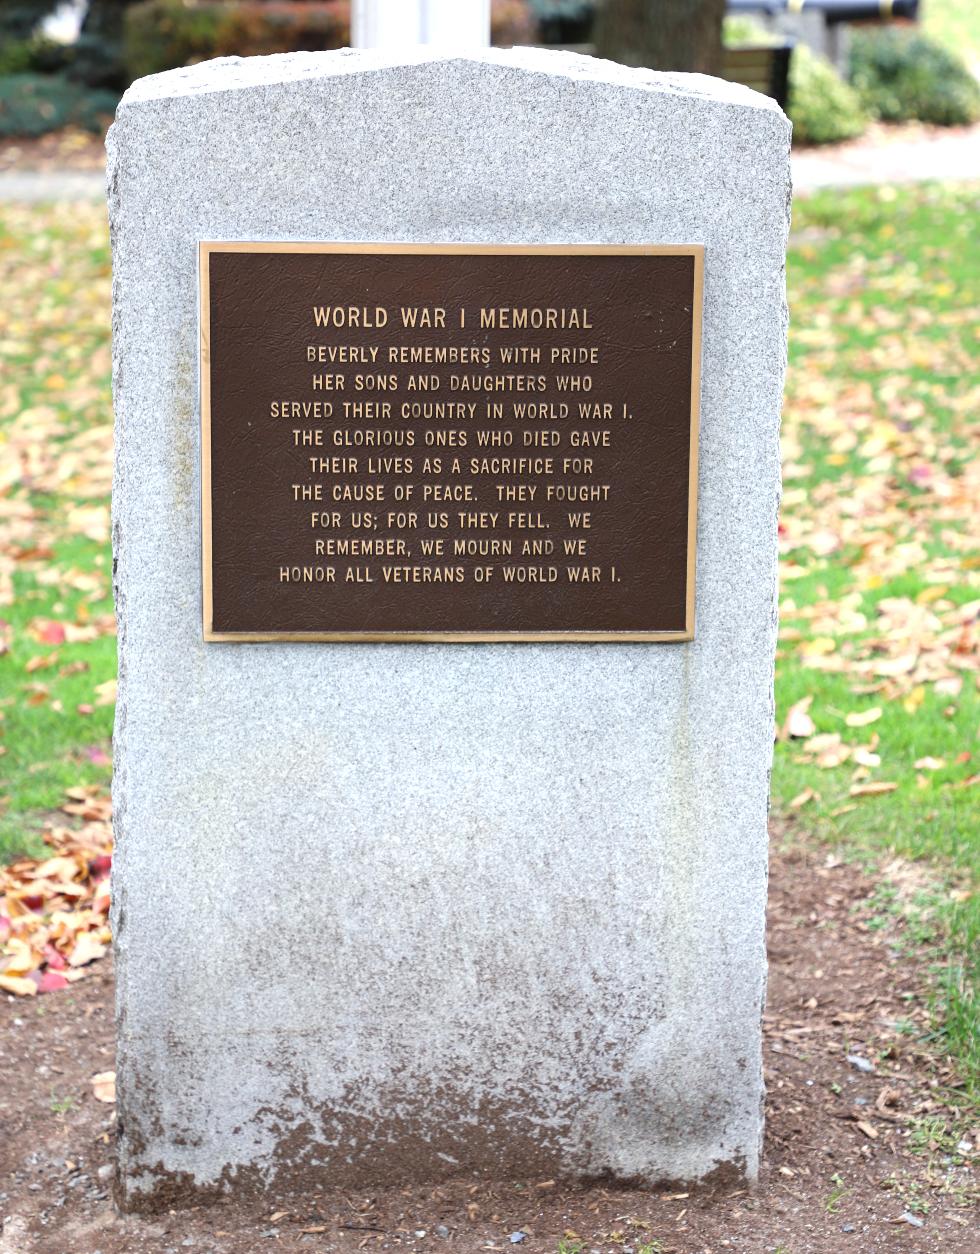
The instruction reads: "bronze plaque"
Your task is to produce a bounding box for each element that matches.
[200,243,702,642]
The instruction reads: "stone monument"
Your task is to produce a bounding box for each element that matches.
[109,47,790,1209]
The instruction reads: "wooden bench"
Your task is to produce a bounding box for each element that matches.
[721,40,795,110]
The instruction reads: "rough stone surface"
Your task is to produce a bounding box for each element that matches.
[109,47,790,1210]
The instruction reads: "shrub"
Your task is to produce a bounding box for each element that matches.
[0,2,54,44]
[849,28,980,127]
[1,4,138,91]
[789,43,868,145]
[492,0,537,46]
[0,36,73,77]
[529,0,594,45]
[71,0,144,91]
[0,42,36,77]
[124,1,350,80]
[125,0,534,82]
[0,74,119,138]
[723,15,780,48]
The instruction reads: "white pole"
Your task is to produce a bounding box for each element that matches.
[352,0,490,50]
[423,0,490,47]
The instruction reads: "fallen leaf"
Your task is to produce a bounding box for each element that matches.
[30,619,66,645]
[818,742,852,768]
[903,686,926,713]
[845,707,882,727]
[38,970,69,993]
[873,653,918,677]
[850,781,899,797]
[799,636,837,657]
[0,973,37,997]
[25,651,59,673]
[875,1086,901,1112]
[90,1071,115,1103]
[68,932,106,967]
[784,696,816,739]
[94,679,117,706]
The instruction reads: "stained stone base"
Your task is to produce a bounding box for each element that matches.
[108,47,790,1209]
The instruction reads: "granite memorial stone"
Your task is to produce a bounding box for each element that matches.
[108,47,791,1209]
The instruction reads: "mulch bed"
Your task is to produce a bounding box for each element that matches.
[1,830,976,1253]
[0,128,107,174]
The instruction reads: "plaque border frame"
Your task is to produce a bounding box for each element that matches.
[200,242,704,643]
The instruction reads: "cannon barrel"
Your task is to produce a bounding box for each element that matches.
[726,0,919,22]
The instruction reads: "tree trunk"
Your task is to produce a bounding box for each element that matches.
[593,0,727,77]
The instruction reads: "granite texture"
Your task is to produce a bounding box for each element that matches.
[108,47,790,1209]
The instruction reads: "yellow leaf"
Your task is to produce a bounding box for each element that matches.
[799,636,837,657]
[789,787,816,810]
[903,685,926,712]
[914,757,945,771]
[0,973,37,996]
[32,855,84,883]
[95,679,117,706]
[1,936,39,975]
[68,932,106,968]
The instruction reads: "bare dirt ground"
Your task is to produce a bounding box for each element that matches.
[1,832,976,1254]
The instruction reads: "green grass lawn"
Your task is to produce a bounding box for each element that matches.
[777,182,979,1087]
[0,205,115,854]
[0,184,977,1087]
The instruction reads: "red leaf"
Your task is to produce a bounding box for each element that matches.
[34,619,66,645]
[38,971,70,993]
[43,944,68,971]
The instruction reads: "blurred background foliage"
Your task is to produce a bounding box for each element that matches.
[0,1,978,141]
[850,27,980,127]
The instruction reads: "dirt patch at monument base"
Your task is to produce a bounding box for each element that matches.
[1,832,975,1253]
